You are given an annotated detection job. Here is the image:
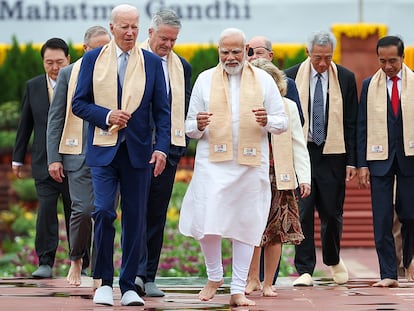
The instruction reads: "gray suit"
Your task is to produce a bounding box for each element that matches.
[47,63,93,270]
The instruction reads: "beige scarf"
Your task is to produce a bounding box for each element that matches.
[46,74,54,103]
[271,97,295,189]
[366,64,414,160]
[59,59,83,154]
[140,39,185,146]
[93,39,146,146]
[208,62,263,166]
[295,58,345,153]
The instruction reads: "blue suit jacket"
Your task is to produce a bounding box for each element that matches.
[357,76,414,176]
[72,47,171,168]
[285,77,304,126]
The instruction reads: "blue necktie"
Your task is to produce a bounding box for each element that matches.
[118,52,128,87]
[312,73,325,145]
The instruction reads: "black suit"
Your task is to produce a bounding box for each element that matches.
[137,55,192,283]
[12,74,71,268]
[285,63,358,275]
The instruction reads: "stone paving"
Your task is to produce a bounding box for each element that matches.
[1,248,414,310]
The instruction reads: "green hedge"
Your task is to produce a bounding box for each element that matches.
[0,36,305,117]
[0,36,82,105]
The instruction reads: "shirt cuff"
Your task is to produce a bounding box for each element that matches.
[106,110,112,126]
[154,150,167,158]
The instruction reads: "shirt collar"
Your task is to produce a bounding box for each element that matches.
[115,45,130,58]
[47,75,56,88]
[311,65,328,80]
[387,70,402,81]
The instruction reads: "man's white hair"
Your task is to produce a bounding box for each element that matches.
[219,28,246,46]
[110,4,139,23]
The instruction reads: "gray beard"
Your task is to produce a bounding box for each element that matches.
[221,60,244,75]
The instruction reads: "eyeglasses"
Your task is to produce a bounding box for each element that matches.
[248,46,271,57]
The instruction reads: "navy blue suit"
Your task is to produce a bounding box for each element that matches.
[137,55,192,284]
[286,77,304,126]
[357,76,414,279]
[72,46,170,294]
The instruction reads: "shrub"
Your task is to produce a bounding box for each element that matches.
[0,36,43,104]
[282,48,307,70]
[11,178,38,202]
[0,101,20,130]
[0,130,16,150]
[0,37,82,105]
[189,45,218,86]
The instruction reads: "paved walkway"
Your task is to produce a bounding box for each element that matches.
[1,248,414,310]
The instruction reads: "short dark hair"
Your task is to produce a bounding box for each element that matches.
[40,37,69,59]
[376,36,404,57]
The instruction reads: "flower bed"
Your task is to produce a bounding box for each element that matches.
[0,169,298,278]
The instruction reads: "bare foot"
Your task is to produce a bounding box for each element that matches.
[198,279,224,301]
[245,278,261,295]
[262,284,278,297]
[406,260,414,281]
[372,278,398,287]
[93,279,102,292]
[66,259,82,286]
[229,293,256,306]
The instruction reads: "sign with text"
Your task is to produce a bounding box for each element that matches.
[1,0,413,44]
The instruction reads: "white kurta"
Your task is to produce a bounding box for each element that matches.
[179,66,288,246]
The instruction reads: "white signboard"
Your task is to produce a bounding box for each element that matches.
[1,0,414,44]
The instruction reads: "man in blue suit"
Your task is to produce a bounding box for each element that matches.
[357,35,414,288]
[72,4,170,307]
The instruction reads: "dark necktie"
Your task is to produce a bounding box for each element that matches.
[118,52,128,87]
[312,73,325,145]
[391,76,399,116]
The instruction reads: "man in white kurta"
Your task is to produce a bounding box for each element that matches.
[179,28,287,307]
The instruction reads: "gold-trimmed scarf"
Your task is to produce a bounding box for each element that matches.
[208,62,263,166]
[271,97,295,189]
[93,39,146,146]
[140,39,185,146]
[59,59,83,154]
[46,74,54,103]
[295,57,345,153]
[366,64,414,160]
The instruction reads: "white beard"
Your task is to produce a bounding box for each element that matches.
[222,60,244,75]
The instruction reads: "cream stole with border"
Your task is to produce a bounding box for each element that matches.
[46,74,54,103]
[271,97,295,190]
[295,57,345,154]
[208,62,263,166]
[366,64,414,160]
[59,59,83,154]
[93,39,146,146]
[140,39,186,146]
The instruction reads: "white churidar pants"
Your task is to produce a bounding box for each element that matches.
[199,235,254,295]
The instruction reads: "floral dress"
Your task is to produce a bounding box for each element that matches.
[261,143,304,246]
